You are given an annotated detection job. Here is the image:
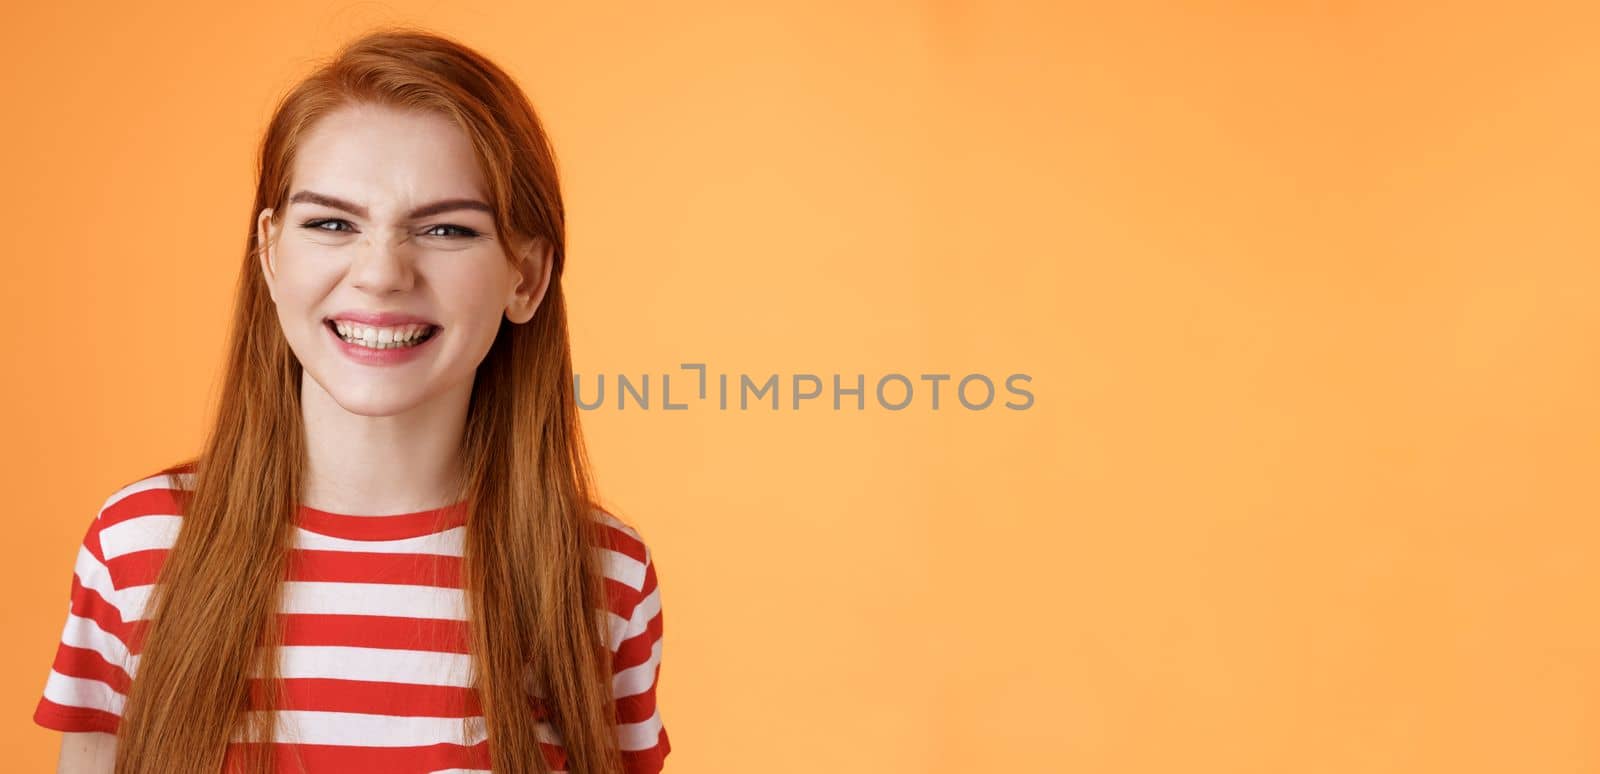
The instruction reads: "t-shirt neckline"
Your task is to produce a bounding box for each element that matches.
[295,500,469,541]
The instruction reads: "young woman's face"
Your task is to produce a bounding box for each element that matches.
[256,102,551,417]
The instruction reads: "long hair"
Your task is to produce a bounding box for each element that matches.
[113,27,623,774]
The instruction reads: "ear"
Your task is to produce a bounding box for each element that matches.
[505,236,555,325]
[256,207,280,303]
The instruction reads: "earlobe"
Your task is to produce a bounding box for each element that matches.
[505,237,555,325]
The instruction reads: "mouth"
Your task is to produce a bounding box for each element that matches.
[323,318,441,350]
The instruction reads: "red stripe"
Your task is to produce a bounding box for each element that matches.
[68,574,141,648]
[598,522,647,563]
[221,739,570,773]
[107,547,166,587]
[297,501,467,541]
[278,613,470,652]
[246,677,481,716]
[615,674,659,725]
[604,577,638,618]
[613,611,664,674]
[50,643,132,694]
[111,545,466,588]
[622,730,671,774]
[223,740,489,774]
[33,698,121,734]
[99,486,186,529]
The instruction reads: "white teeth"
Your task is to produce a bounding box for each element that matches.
[331,320,435,350]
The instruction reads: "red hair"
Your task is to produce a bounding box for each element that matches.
[114,26,622,774]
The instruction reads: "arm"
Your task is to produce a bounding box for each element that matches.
[57,731,116,773]
[613,546,670,773]
[595,511,672,773]
[36,501,137,768]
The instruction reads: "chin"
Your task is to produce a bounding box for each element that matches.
[330,395,429,418]
[305,369,436,418]
[316,380,439,416]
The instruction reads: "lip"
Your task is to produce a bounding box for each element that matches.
[325,310,440,327]
[324,319,440,366]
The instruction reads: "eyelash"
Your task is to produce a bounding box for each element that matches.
[300,218,482,239]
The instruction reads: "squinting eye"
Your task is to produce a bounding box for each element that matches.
[297,220,480,239]
[425,224,481,239]
[302,219,353,233]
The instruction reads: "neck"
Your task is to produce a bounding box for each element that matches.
[297,369,471,516]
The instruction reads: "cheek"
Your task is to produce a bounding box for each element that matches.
[273,245,342,308]
[435,264,514,326]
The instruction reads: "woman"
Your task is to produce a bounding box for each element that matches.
[32,27,671,774]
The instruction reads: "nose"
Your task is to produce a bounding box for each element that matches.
[347,230,416,295]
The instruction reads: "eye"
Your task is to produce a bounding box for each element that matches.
[424,224,482,239]
[301,218,354,233]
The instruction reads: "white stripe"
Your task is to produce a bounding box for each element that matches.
[616,705,664,752]
[599,548,646,591]
[235,710,561,747]
[606,610,630,653]
[41,669,126,716]
[72,544,120,606]
[262,645,474,687]
[108,584,156,622]
[98,514,182,560]
[613,634,663,700]
[59,612,132,674]
[293,526,466,556]
[282,581,466,620]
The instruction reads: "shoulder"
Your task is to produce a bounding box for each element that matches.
[62,462,196,628]
[96,463,195,518]
[90,462,196,561]
[590,508,664,646]
[592,507,656,595]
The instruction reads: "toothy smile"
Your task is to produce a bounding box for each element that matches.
[326,320,439,349]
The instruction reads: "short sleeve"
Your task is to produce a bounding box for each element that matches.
[33,511,136,734]
[611,546,670,773]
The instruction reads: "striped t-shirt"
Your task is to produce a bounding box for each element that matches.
[33,468,671,773]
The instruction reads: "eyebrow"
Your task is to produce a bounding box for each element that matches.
[288,190,494,220]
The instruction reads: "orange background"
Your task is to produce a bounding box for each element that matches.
[4,2,1598,772]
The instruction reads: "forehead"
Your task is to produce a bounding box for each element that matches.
[289,102,488,207]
